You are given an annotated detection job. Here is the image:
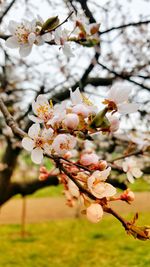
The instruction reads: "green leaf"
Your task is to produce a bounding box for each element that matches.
[79,38,100,47]
[42,16,60,32]
[90,108,108,129]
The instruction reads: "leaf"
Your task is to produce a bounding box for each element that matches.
[90,108,108,129]
[42,16,60,32]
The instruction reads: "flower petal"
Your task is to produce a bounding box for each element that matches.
[19,45,32,57]
[127,172,135,183]
[70,88,82,105]
[132,168,143,178]
[8,20,18,34]
[118,103,139,114]
[42,33,53,42]
[22,137,34,151]
[28,123,40,139]
[28,114,43,123]
[5,36,19,48]
[63,43,74,58]
[28,32,36,45]
[31,147,43,164]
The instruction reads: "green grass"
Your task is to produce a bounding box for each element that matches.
[32,184,63,198]
[130,178,150,192]
[0,213,150,267]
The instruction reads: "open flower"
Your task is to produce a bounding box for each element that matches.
[52,134,76,155]
[22,123,54,164]
[54,27,74,58]
[68,179,80,198]
[6,18,44,57]
[104,84,139,114]
[29,94,53,123]
[70,88,97,118]
[86,203,103,223]
[87,167,116,199]
[122,157,143,183]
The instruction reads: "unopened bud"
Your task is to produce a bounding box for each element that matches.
[98,160,107,171]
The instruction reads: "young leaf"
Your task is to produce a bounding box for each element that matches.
[42,16,60,32]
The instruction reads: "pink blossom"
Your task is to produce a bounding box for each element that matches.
[86,203,103,223]
[80,153,99,166]
[52,134,76,155]
[63,113,79,129]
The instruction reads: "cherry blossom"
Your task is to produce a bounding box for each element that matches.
[22,123,54,164]
[68,179,80,198]
[54,27,74,58]
[70,88,97,118]
[6,18,45,57]
[122,157,143,183]
[51,134,76,155]
[80,153,99,166]
[87,168,116,199]
[104,84,139,114]
[29,94,53,123]
[86,203,103,223]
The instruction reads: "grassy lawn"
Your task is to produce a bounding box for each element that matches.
[0,213,150,267]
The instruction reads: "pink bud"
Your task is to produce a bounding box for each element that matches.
[86,203,103,223]
[120,189,135,203]
[80,153,99,166]
[64,113,79,129]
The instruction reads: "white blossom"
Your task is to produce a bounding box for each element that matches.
[70,88,97,118]
[52,134,76,155]
[106,84,139,114]
[122,157,143,183]
[22,123,54,164]
[29,94,53,123]
[54,27,74,58]
[6,18,44,57]
[87,167,116,199]
[68,179,80,198]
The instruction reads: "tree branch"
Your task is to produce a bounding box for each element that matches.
[0,97,26,138]
[100,19,150,35]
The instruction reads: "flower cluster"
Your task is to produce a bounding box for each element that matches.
[21,86,140,223]
[22,86,138,164]
[6,13,100,57]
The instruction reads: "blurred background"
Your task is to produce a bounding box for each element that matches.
[0,0,150,266]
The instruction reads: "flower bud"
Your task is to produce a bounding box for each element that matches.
[98,160,107,171]
[80,153,99,166]
[86,203,103,223]
[120,189,135,203]
[64,113,79,130]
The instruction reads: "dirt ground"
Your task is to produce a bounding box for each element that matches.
[0,192,149,224]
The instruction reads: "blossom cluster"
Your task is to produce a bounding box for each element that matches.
[21,85,140,223]
[5,13,100,57]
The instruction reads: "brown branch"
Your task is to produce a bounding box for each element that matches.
[0,97,26,138]
[98,62,150,91]
[100,19,150,35]
[11,175,59,197]
[109,150,143,163]
[0,0,16,24]
[54,11,74,30]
